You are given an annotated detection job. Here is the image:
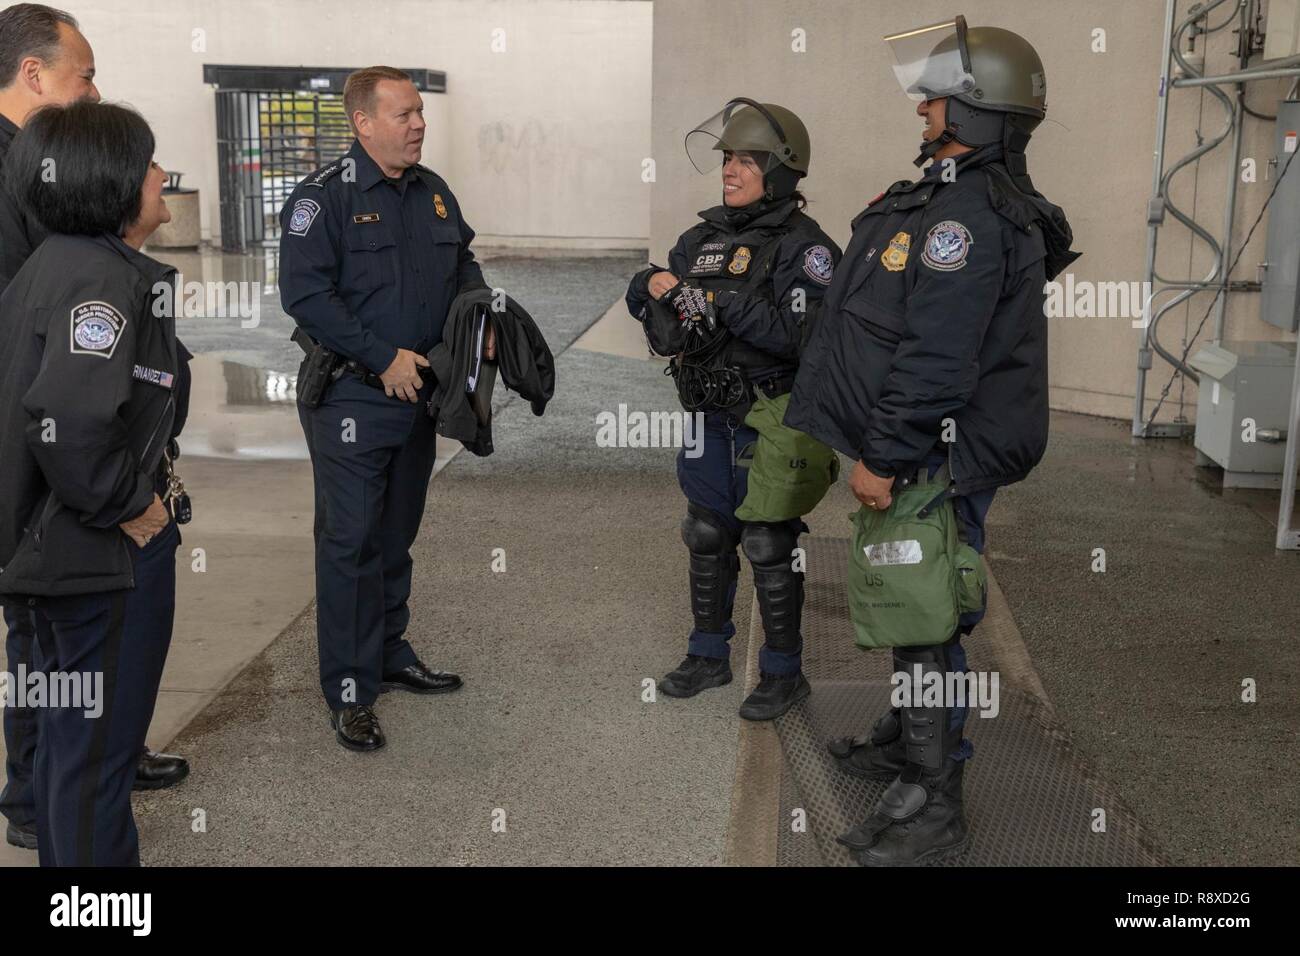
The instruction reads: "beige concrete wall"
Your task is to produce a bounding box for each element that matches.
[649,0,1297,421]
[65,0,651,248]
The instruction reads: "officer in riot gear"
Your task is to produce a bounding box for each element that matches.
[787,18,1078,863]
[626,99,841,721]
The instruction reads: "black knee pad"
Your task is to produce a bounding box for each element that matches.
[681,503,735,555]
[740,521,799,568]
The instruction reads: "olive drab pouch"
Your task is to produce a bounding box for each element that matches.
[847,473,986,650]
[735,392,840,522]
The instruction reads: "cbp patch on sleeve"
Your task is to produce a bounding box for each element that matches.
[288,198,322,237]
[921,220,972,271]
[70,301,126,359]
[803,244,834,284]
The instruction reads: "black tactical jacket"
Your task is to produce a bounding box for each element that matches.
[0,234,187,598]
[626,196,841,383]
[785,146,1078,494]
[0,111,48,299]
[426,288,555,457]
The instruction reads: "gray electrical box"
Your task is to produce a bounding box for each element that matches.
[1190,340,1298,487]
[1260,100,1300,332]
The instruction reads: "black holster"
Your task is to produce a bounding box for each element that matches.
[292,327,341,409]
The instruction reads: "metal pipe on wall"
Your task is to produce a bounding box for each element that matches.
[1134,0,1181,436]
[1212,2,1250,344]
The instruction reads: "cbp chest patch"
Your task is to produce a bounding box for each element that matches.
[881,232,911,272]
[687,248,728,277]
[288,198,321,237]
[433,193,448,218]
[803,244,834,284]
[728,246,752,275]
[70,301,126,359]
[921,220,972,271]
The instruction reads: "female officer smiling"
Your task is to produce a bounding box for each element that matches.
[626,99,841,721]
[0,100,190,866]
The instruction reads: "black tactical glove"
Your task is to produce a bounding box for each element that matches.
[668,282,717,332]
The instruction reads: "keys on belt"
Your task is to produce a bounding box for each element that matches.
[162,443,192,525]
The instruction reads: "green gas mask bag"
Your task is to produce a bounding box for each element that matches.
[847,470,986,650]
[735,392,840,523]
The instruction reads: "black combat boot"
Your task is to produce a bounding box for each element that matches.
[827,707,907,780]
[837,643,971,864]
[659,655,733,697]
[738,671,811,721]
[855,757,969,865]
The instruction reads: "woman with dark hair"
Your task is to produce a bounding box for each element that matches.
[0,100,189,866]
[624,99,842,721]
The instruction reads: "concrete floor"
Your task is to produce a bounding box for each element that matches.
[0,247,642,867]
[986,413,1300,866]
[2,246,1296,866]
[133,342,753,865]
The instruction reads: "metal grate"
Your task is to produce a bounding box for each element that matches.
[774,538,1168,867]
[214,90,352,253]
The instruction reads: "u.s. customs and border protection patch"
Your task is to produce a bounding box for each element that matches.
[288,198,321,237]
[803,244,834,284]
[433,193,448,218]
[881,231,911,272]
[70,301,126,359]
[728,245,752,275]
[921,220,972,271]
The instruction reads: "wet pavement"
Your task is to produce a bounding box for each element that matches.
[0,246,646,868]
[2,243,1295,866]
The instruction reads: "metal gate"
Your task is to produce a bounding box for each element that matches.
[213,90,350,253]
[205,65,446,253]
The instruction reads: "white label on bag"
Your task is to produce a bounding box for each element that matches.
[864,539,924,566]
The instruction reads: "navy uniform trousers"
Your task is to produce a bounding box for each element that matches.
[298,374,437,710]
[1,605,37,830]
[928,459,996,763]
[32,520,178,866]
[677,409,805,676]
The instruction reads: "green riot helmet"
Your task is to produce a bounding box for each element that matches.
[885,16,1047,167]
[685,98,810,199]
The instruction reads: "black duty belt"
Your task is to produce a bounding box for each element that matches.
[340,360,386,390]
[750,371,796,401]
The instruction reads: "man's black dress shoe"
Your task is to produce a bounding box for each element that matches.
[330,705,386,751]
[5,820,36,851]
[381,661,463,695]
[133,747,190,791]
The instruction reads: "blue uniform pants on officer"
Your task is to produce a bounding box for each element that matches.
[927,456,996,760]
[0,605,37,830]
[31,521,179,867]
[299,375,437,710]
[677,410,805,676]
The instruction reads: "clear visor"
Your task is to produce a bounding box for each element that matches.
[684,101,783,175]
[884,19,975,102]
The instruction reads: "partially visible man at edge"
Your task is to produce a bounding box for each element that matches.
[0,2,189,854]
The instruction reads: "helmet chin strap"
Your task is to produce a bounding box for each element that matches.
[914,128,956,168]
